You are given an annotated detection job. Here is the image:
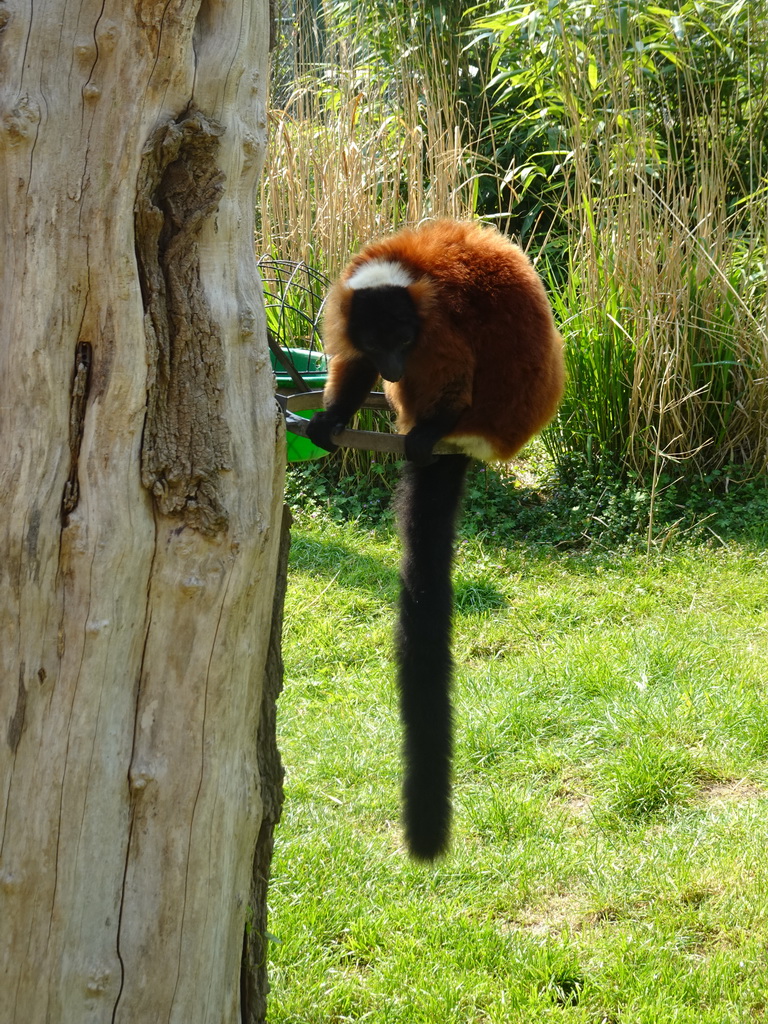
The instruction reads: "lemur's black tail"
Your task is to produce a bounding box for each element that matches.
[395,453,470,860]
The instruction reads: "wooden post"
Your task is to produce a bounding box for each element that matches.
[0,2,283,1020]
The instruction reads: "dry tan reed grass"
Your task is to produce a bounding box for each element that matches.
[257,12,480,278]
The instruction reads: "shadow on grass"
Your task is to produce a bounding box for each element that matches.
[286,460,768,590]
[459,463,768,552]
[291,532,506,615]
[289,533,399,597]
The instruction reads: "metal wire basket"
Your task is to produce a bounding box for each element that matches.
[257,255,330,387]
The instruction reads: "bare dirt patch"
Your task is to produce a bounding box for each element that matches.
[697,779,765,804]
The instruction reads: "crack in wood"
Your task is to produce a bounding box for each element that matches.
[135,110,231,536]
[7,663,27,752]
[61,341,93,522]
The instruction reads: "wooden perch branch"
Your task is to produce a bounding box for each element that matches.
[278,391,464,456]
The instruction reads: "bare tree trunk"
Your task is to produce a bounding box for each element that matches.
[0,2,283,1021]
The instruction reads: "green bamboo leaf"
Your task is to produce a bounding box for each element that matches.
[588,58,599,91]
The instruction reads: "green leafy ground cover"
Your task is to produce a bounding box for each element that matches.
[268,466,768,1022]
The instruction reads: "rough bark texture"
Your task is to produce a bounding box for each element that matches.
[241,504,290,1024]
[136,111,231,535]
[0,2,282,1022]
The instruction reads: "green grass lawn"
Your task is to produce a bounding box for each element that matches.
[268,488,768,1023]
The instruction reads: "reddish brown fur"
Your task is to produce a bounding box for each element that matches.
[322,219,565,461]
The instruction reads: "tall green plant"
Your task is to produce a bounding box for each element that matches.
[466,1,768,245]
[471,0,768,477]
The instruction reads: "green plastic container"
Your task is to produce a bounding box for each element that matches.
[271,348,329,462]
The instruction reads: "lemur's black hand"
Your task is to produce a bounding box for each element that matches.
[307,410,346,452]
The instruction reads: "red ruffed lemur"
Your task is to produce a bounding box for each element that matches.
[307,219,565,860]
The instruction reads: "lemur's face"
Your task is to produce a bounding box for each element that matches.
[348,286,420,382]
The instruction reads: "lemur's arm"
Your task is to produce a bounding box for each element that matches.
[306,356,379,452]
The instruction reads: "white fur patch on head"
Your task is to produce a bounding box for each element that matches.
[346,259,414,291]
